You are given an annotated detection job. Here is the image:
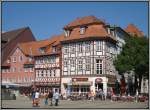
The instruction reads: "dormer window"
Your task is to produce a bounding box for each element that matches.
[52,46,57,53]
[107,28,110,34]
[80,27,86,34]
[39,47,46,54]
[64,30,70,37]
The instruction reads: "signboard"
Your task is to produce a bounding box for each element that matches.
[95,78,103,83]
[72,78,88,82]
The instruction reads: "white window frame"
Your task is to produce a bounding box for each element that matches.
[64,46,68,54]
[12,56,16,63]
[24,68,28,72]
[96,59,102,74]
[78,43,83,53]
[30,68,34,72]
[85,58,90,71]
[71,44,76,53]
[96,41,102,51]
[70,59,75,67]
[64,59,68,67]
[85,42,90,52]
[78,59,83,71]
[19,56,23,62]
[80,27,85,34]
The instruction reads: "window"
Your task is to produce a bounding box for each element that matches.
[64,30,70,37]
[78,59,83,71]
[80,27,85,34]
[52,47,57,53]
[86,59,90,71]
[85,42,90,52]
[29,57,32,62]
[39,47,46,54]
[53,70,56,77]
[12,57,16,63]
[70,59,75,67]
[24,68,28,72]
[19,56,23,62]
[64,59,68,67]
[30,68,34,72]
[12,67,16,72]
[64,46,68,54]
[7,59,10,63]
[96,41,102,51]
[107,28,110,34]
[7,69,10,73]
[96,59,102,74]
[71,44,76,53]
[78,43,83,53]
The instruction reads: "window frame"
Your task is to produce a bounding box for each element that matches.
[96,59,102,74]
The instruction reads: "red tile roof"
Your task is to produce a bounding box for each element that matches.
[64,16,105,29]
[18,35,62,56]
[1,27,36,65]
[61,16,116,43]
[125,24,144,37]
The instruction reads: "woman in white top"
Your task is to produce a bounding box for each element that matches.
[34,90,40,107]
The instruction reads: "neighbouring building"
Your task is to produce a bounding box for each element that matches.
[125,24,144,37]
[60,16,129,96]
[2,27,36,65]
[1,27,36,94]
[18,36,62,93]
[2,44,35,95]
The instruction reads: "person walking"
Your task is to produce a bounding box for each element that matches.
[48,89,53,106]
[91,90,95,101]
[31,90,35,107]
[44,91,48,105]
[53,89,60,106]
[34,90,40,107]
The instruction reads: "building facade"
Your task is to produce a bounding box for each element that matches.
[34,53,61,93]
[2,46,35,95]
[60,16,126,96]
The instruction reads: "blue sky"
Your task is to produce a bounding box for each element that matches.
[2,2,149,40]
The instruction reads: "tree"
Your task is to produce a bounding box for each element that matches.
[114,35,149,94]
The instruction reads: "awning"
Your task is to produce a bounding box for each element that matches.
[68,81,92,86]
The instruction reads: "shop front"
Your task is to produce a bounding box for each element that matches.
[62,77,92,96]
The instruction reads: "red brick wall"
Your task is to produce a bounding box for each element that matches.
[2,47,35,85]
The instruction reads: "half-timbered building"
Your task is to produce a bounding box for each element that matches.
[60,16,129,96]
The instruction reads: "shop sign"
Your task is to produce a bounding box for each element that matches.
[95,78,103,83]
[72,78,88,82]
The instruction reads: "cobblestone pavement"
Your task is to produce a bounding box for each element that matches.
[1,96,149,109]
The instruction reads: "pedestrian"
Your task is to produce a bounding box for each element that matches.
[48,89,53,106]
[53,89,60,106]
[44,91,48,105]
[31,89,35,107]
[34,89,40,107]
[91,90,95,101]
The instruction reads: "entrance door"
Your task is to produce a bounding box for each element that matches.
[95,83,103,91]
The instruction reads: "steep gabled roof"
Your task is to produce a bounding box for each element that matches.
[125,24,144,37]
[1,27,36,65]
[64,16,105,29]
[2,27,28,48]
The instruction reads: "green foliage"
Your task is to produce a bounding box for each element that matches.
[114,35,149,77]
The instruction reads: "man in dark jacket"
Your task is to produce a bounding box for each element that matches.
[48,89,53,106]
